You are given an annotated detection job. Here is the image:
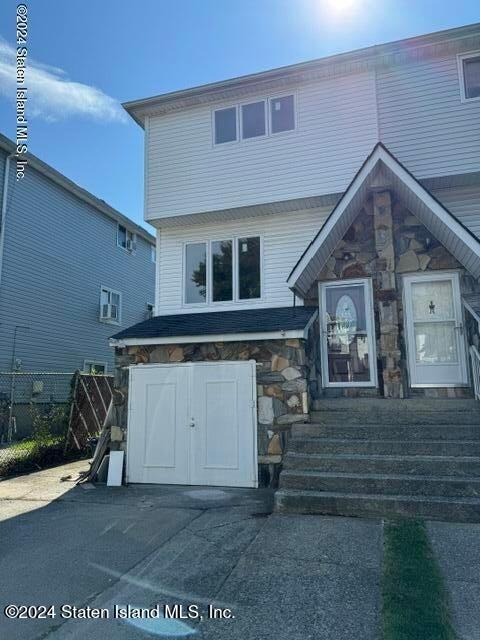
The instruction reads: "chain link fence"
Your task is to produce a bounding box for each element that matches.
[0,371,83,477]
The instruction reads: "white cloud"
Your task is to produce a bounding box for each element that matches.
[0,38,127,123]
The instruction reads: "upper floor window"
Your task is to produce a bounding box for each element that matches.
[459,52,480,101]
[241,101,266,139]
[213,94,295,145]
[117,224,136,252]
[150,245,156,263]
[184,236,262,305]
[100,286,122,324]
[214,107,237,144]
[270,95,295,133]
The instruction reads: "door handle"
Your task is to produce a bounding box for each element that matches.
[189,418,195,428]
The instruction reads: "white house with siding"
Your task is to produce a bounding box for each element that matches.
[112,24,480,520]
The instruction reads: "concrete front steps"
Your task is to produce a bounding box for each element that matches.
[274,399,480,522]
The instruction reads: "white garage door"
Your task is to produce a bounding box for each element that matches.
[127,361,257,487]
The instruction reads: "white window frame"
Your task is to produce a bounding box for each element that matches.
[99,286,122,325]
[117,224,137,253]
[150,245,156,263]
[268,92,297,136]
[457,51,480,103]
[83,360,108,375]
[239,99,268,141]
[212,91,297,146]
[183,236,263,308]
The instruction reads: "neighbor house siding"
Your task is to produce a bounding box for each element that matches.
[0,148,155,373]
[146,71,379,220]
[376,53,480,179]
[157,206,331,314]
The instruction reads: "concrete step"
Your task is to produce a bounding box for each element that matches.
[313,398,478,412]
[274,489,480,522]
[279,470,480,498]
[292,423,480,441]
[283,452,480,477]
[310,410,480,425]
[288,437,480,457]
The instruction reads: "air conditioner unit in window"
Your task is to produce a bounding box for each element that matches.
[126,239,136,252]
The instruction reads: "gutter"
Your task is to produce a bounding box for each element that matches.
[0,153,14,290]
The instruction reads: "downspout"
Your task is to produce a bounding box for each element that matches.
[0,153,15,289]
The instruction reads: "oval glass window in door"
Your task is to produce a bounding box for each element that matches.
[335,294,357,345]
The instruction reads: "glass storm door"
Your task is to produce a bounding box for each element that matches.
[319,279,377,387]
[403,273,468,387]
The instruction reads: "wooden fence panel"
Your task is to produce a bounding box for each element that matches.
[66,373,114,450]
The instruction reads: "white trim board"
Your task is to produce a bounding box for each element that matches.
[287,143,480,298]
[110,325,315,348]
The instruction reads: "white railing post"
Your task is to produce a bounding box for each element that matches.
[469,345,480,400]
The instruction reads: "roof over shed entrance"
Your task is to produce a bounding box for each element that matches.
[287,143,480,299]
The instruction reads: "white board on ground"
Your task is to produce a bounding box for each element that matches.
[107,450,124,486]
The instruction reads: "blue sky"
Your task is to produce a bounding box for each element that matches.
[0,0,478,229]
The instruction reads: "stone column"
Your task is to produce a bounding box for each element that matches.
[373,190,404,398]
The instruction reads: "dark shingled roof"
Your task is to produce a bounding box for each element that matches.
[111,306,317,341]
[463,293,480,322]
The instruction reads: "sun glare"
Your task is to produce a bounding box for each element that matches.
[325,0,359,16]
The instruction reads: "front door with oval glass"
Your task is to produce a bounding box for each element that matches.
[403,272,468,387]
[319,279,377,387]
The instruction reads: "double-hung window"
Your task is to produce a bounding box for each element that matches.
[184,236,261,305]
[100,286,122,324]
[459,52,480,101]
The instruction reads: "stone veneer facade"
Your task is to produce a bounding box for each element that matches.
[114,335,316,486]
[310,189,479,398]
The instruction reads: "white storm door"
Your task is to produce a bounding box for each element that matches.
[190,362,257,488]
[404,272,468,387]
[127,365,190,483]
[320,279,377,387]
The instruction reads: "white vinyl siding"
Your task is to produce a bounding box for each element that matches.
[146,71,378,220]
[157,206,331,314]
[156,183,480,316]
[377,54,480,179]
[432,184,480,239]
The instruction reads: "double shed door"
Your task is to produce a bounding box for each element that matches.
[127,361,257,487]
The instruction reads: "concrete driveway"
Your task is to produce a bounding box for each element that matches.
[0,462,382,640]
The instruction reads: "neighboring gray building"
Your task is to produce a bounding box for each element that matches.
[0,133,155,375]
